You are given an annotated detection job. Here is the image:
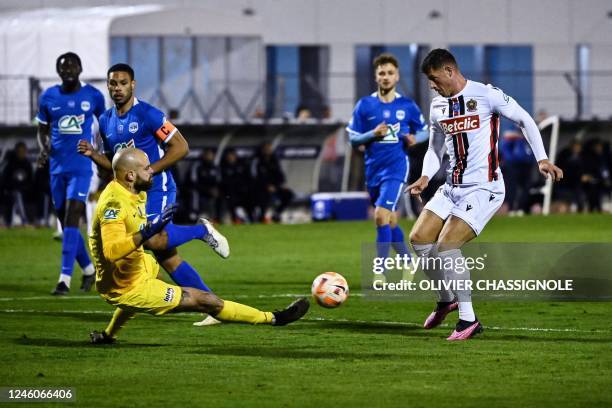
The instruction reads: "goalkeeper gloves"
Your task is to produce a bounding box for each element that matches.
[140,204,178,241]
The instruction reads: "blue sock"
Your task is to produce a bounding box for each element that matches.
[61,227,80,276]
[169,261,212,292]
[165,223,208,249]
[75,234,92,268]
[376,225,392,259]
[391,226,410,257]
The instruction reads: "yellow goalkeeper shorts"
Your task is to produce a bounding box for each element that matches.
[102,254,182,316]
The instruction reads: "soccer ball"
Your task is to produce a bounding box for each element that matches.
[311,272,349,308]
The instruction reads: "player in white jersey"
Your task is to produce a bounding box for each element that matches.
[407,49,563,341]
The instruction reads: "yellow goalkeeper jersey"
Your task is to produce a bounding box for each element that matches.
[89,180,148,296]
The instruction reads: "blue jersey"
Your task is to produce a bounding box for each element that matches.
[36,84,105,175]
[99,98,177,193]
[347,92,426,187]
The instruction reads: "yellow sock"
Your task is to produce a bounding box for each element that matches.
[104,308,135,338]
[215,300,274,324]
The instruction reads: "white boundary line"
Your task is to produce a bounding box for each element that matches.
[0,308,606,334]
[0,293,311,302]
[305,317,608,333]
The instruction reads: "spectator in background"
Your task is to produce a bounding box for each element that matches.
[295,104,312,122]
[187,148,221,223]
[251,142,294,223]
[555,140,586,213]
[582,139,610,212]
[220,148,253,223]
[1,142,33,227]
[501,128,535,215]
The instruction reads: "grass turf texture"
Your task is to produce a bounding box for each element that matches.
[0,214,611,407]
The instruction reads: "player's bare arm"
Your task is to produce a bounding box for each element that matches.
[77,139,112,170]
[149,129,189,174]
[36,122,50,166]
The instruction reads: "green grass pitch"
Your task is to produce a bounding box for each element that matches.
[1,215,611,407]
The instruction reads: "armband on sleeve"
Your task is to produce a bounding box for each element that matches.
[155,120,178,143]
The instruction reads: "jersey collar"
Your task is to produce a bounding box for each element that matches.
[371,91,401,103]
[114,97,140,118]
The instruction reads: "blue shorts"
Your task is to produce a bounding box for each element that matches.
[367,179,405,211]
[146,190,177,221]
[50,172,93,210]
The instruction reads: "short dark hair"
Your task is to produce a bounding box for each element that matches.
[421,48,458,74]
[373,53,399,70]
[56,52,82,72]
[107,63,135,81]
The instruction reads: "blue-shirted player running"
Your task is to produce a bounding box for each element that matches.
[78,63,228,326]
[346,53,428,267]
[36,52,106,295]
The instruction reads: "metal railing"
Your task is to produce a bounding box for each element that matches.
[2,70,612,126]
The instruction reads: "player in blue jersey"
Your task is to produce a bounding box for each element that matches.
[346,53,428,269]
[36,52,106,295]
[78,63,228,326]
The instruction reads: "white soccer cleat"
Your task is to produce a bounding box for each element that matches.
[193,315,222,326]
[199,218,230,259]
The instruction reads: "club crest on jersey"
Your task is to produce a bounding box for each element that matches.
[58,114,85,134]
[113,139,136,153]
[383,110,391,119]
[466,99,477,112]
[439,115,480,135]
[395,110,405,120]
[129,122,139,134]
[81,101,91,111]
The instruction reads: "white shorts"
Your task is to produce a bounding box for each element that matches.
[424,178,505,236]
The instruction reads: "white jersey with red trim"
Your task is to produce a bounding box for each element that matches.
[426,80,547,185]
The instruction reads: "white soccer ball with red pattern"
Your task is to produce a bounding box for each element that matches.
[311,272,349,308]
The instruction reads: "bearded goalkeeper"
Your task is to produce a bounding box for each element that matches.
[89,147,309,343]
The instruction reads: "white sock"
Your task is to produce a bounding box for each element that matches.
[458,301,476,322]
[412,243,454,302]
[438,248,476,322]
[59,274,71,287]
[82,263,95,277]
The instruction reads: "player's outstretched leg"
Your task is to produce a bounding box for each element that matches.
[151,245,219,326]
[174,288,309,326]
[91,307,135,344]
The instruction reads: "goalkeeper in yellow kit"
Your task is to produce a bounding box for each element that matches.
[89,147,309,343]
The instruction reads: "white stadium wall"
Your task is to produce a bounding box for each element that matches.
[1,0,612,121]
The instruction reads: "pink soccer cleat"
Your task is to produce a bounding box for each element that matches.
[446,320,483,341]
[423,302,458,329]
